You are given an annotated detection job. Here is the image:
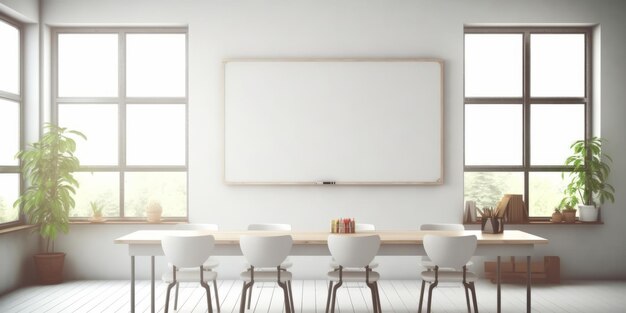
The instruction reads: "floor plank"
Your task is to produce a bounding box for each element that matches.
[2,279,626,313]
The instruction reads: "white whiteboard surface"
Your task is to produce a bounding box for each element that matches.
[224,59,443,185]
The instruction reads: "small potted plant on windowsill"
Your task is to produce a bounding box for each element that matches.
[560,137,615,222]
[551,207,563,223]
[89,201,105,223]
[14,123,86,284]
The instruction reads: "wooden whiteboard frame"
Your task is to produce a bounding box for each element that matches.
[223,58,444,185]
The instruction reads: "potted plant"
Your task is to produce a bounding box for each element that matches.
[13,123,85,284]
[561,206,577,223]
[551,207,563,223]
[560,137,615,222]
[89,201,105,222]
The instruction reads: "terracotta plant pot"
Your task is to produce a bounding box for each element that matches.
[562,209,577,223]
[551,212,563,223]
[33,252,65,285]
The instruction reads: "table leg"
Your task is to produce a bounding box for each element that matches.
[497,256,501,313]
[527,255,531,313]
[131,256,135,313]
[151,256,155,313]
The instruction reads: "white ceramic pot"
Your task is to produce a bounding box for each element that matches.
[146,200,163,223]
[578,204,598,222]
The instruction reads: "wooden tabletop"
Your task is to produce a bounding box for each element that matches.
[114,230,548,245]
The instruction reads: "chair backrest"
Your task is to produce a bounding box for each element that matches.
[162,234,215,268]
[328,235,380,268]
[355,223,376,231]
[247,223,292,231]
[175,223,219,231]
[423,235,477,269]
[420,223,465,231]
[240,235,293,268]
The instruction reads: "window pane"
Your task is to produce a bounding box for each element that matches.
[531,104,585,165]
[464,172,524,210]
[126,34,186,97]
[58,104,118,166]
[124,172,187,217]
[0,174,20,223]
[465,34,522,97]
[0,99,19,165]
[529,172,569,217]
[465,104,522,165]
[71,172,120,218]
[0,19,19,94]
[126,104,186,165]
[531,34,585,97]
[58,34,118,97]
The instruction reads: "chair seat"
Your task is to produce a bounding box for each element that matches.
[169,258,219,271]
[162,268,218,283]
[420,257,473,270]
[240,270,293,282]
[329,260,379,270]
[327,270,380,282]
[242,258,292,270]
[421,270,478,283]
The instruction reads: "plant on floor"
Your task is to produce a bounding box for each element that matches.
[13,124,85,284]
[560,137,615,221]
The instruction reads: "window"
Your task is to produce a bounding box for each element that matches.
[53,28,188,220]
[0,16,21,227]
[464,27,591,218]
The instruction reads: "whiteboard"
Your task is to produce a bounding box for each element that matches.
[224,59,444,185]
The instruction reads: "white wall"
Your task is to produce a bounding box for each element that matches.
[37,0,626,280]
[0,0,37,23]
[0,0,40,295]
[0,229,39,295]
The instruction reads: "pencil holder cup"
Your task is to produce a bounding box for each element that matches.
[481,217,504,234]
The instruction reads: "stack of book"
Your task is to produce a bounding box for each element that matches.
[497,194,528,223]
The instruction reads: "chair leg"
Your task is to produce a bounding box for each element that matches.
[325,281,333,313]
[278,282,291,313]
[164,280,176,313]
[247,282,253,309]
[426,281,438,313]
[287,280,295,313]
[367,282,377,313]
[239,282,252,313]
[174,282,180,310]
[213,279,221,313]
[470,282,479,313]
[201,269,213,313]
[374,282,383,313]
[418,280,426,313]
[463,283,471,313]
[330,282,342,313]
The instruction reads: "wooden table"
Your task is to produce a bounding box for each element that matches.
[115,230,548,313]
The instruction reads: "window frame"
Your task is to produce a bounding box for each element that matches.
[51,27,189,221]
[0,13,24,229]
[463,26,592,219]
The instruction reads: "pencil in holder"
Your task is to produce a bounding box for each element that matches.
[481,217,504,234]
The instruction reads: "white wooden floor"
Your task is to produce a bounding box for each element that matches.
[1,279,625,313]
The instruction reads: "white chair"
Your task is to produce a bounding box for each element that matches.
[162,234,218,313]
[419,223,472,270]
[239,235,294,313]
[418,235,479,313]
[243,223,293,308]
[329,223,378,269]
[326,235,381,313]
[162,223,220,312]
